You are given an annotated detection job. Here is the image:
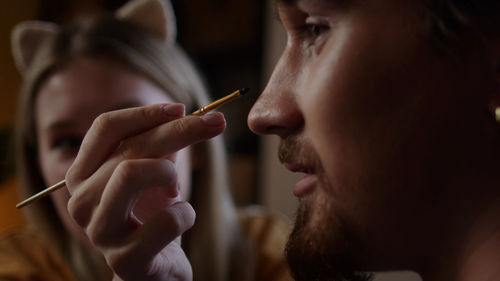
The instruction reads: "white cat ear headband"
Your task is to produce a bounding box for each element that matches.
[11,0,177,75]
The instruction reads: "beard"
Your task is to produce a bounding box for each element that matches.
[286,195,373,281]
[280,138,373,281]
[286,191,374,281]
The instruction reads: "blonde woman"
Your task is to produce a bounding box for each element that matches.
[1,0,291,280]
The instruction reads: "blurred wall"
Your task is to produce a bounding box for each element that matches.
[0,0,39,232]
[0,0,38,126]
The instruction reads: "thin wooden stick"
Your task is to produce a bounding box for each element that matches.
[16,180,66,208]
[16,88,249,209]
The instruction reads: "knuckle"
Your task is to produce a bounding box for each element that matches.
[65,167,76,185]
[163,203,195,236]
[164,208,184,236]
[159,158,174,170]
[138,106,157,123]
[183,204,196,229]
[115,160,139,183]
[67,194,91,227]
[66,163,84,189]
[159,159,177,185]
[86,221,108,248]
[92,112,113,134]
[171,119,190,137]
[117,137,141,159]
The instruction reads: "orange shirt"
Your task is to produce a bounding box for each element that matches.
[0,210,292,281]
[0,228,77,281]
[239,208,293,281]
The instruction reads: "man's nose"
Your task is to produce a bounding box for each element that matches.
[247,78,303,139]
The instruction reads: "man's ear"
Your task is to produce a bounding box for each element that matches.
[11,21,58,75]
[489,36,500,122]
[116,0,177,44]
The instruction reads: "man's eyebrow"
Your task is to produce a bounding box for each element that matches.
[273,0,297,24]
[274,0,297,11]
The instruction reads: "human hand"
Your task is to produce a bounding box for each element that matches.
[64,103,226,281]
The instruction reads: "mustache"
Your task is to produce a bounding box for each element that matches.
[278,137,301,164]
[278,136,322,173]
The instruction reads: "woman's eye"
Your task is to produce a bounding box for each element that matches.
[51,137,82,151]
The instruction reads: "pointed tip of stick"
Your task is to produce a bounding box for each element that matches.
[239,87,249,95]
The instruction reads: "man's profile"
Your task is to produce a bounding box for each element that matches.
[248,0,500,280]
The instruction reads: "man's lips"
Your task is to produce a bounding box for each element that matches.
[294,174,318,197]
[282,162,318,197]
[283,162,313,174]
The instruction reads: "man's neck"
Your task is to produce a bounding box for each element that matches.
[422,202,500,281]
[458,203,500,281]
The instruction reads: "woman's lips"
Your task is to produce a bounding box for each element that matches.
[294,174,318,197]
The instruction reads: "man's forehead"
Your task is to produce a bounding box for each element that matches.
[274,0,297,5]
[275,0,316,5]
[274,0,344,6]
[274,0,349,12]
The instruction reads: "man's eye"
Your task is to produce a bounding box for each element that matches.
[308,24,322,37]
[306,23,328,38]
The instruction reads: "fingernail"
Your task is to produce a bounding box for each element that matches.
[161,103,185,116]
[200,112,225,126]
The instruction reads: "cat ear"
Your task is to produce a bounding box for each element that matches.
[116,0,177,43]
[11,21,58,75]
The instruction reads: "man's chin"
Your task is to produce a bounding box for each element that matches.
[285,197,373,281]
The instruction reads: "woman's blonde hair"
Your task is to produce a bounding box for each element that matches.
[16,15,251,281]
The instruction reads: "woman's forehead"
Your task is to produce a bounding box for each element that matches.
[35,58,172,132]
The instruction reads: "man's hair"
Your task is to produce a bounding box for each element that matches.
[424,0,500,60]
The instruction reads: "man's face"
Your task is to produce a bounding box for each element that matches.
[248,0,490,279]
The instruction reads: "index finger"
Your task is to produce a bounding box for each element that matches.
[115,111,226,160]
[68,103,185,182]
